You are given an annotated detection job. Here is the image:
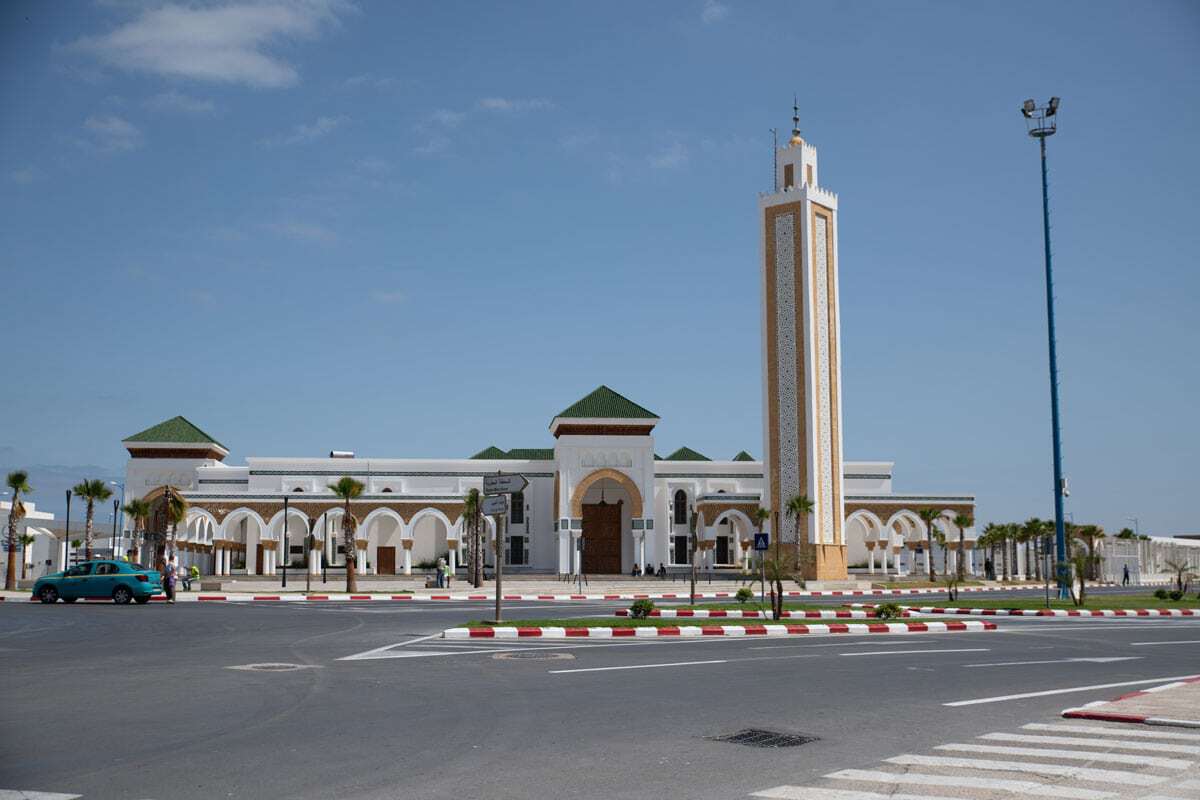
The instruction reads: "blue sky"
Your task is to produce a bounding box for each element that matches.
[2,0,1198,533]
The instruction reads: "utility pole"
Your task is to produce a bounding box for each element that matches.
[688,506,697,606]
[494,511,505,624]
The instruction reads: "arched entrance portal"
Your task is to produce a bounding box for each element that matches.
[580,477,632,574]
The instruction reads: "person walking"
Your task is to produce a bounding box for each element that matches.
[442,558,452,589]
[1122,563,1130,586]
[435,558,445,588]
[162,558,177,604]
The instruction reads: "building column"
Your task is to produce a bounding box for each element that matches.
[639,534,647,573]
[59,539,68,571]
[867,546,875,575]
[880,543,889,575]
[403,545,412,576]
[448,546,457,574]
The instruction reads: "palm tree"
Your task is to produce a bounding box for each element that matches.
[5,470,32,590]
[1163,559,1194,594]
[462,488,484,587]
[72,479,113,561]
[953,513,973,580]
[1072,524,1106,581]
[18,533,35,579]
[149,486,188,570]
[328,477,365,593]
[917,508,941,580]
[122,498,151,562]
[785,494,814,572]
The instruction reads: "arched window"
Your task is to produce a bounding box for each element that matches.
[673,490,687,525]
[381,487,393,493]
[292,487,304,493]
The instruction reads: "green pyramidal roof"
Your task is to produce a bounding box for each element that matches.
[470,446,555,461]
[469,446,510,460]
[553,385,658,420]
[124,416,226,448]
[663,446,710,462]
[733,450,756,462]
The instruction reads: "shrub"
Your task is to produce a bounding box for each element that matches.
[1169,590,1184,601]
[1154,588,1170,600]
[874,602,903,620]
[630,599,655,619]
[735,587,754,604]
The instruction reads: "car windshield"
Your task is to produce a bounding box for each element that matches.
[65,564,92,576]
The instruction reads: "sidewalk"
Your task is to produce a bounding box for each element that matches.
[1064,675,1200,729]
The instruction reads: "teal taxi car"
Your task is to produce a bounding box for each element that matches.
[32,560,163,604]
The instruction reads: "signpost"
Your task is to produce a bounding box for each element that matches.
[481,495,508,517]
[483,474,528,496]
[753,533,769,551]
[483,473,526,624]
[757,530,770,607]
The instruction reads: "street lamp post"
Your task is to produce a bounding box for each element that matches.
[63,489,72,570]
[111,498,119,560]
[1021,96,1069,600]
[1126,517,1140,536]
[110,481,125,558]
[282,495,289,589]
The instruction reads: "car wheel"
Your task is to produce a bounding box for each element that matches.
[134,596,151,605]
[38,586,59,604]
[113,585,133,605]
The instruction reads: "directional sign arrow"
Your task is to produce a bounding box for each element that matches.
[481,495,508,516]
[483,473,529,495]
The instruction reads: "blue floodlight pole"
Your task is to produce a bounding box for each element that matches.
[1024,97,1069,599]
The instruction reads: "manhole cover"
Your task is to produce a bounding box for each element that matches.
[226,662,322,672]
[492,651,576,661]
[708,729,818,748]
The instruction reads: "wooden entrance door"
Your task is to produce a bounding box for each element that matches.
[377,546,396,575]
[255,544,264,575]
[582,500,622,574]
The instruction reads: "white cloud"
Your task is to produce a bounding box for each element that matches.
[413,136,449,156]
[10,166,38,184]
[371,289,404,304]
[701,0,729,24]
[477,97,554,112]
[145,89,216,114]
[354,156,391,174]
[343,72,398,90]
[260,115,348,147]
[426,108,466,128]
[559,130,597,152]
[265,220,337,243]
[82,114,144,152]
[648,141,688,169]
[68,0,353,89]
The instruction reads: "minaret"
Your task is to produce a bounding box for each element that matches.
[760,102,847,581]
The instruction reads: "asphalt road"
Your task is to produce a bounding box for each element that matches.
[1,591,1198,800]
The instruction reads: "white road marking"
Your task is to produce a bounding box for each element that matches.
[753,788,964,800]
[822,768,1115,799]
[934,743,1191,769]
[748,639,935,651]
[0,792,83,799]
[885,753,1167,786]
[979,731,1200,755]
[548,659,727,674]
[839,648,989,657]
[943,674,1200,706]
[1130,640,1200,646]
[1023,723,1200,741]
[964,656,1141,667]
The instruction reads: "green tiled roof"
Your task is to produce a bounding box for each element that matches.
[469,446,510,460]
[124,416,225,448]
[505,448,555,461]
[554,385,658,420]
[663,446,710,462]
[470,446,555,461]
[733,450,756,462]
[654,453,664,461]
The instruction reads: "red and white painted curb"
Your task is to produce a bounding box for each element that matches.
[613,608,910,619]
[443,620,995,639]
[852,603,1198,617]
[1063,675,1200,728]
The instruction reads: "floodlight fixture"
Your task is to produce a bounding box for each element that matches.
[1048,96,1060,116]
[1022,98,1036,118]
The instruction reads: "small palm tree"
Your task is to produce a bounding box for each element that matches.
[147,486,187,570]
[18,533,35,579]
[122,498,151,562]
[5,470,32,590]
[73,479,113,561]
[1164,559,1195,594]
[463,488,483,587]
[917,508,941,580]
[785,494,814,572]
[953,513,973,580]
[328,477,365,593]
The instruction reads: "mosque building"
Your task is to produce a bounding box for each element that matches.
[120,111,976,582]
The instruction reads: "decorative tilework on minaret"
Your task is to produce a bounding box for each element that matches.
[760,106,847,581]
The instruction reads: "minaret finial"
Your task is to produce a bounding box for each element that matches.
[789,95,803,146]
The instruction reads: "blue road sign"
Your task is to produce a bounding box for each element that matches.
[753,532,769,551]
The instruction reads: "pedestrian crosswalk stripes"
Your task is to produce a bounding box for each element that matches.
[885,754,1169,786]
[978,731,1200,754]
[1022,722,1200,741]
[748,718,1197,800]
[935,742,1191,768]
